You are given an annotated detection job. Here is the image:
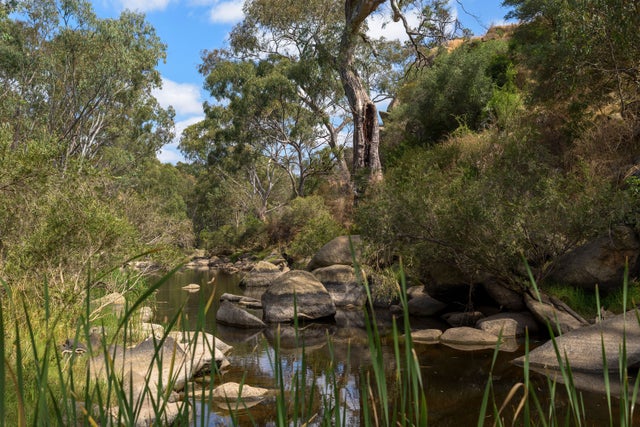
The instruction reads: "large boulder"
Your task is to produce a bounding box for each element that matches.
[262,270,336,323]
[240,261,283,287]
[513,310,640,372]
[307,235,362,271]
[547,226,640,293]
[312,264,366,307]
[482,280,526,311]
[216,300,265,329]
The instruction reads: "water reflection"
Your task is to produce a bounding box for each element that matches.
[153,268,622,426]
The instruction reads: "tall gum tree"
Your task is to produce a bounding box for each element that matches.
[340,0,385,187]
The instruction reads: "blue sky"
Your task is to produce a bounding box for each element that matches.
[90,0,515,164]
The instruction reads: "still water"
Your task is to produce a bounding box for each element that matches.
[153,269,621,426]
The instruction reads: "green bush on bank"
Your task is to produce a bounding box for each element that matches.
[357,128,634,286]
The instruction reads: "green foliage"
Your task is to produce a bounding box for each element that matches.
[271,196,346,258]
[392,39,511,145]
[544,281,640,319]
[358,129,636,285]
[505,0,640,117]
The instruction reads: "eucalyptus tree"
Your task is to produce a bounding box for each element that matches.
[504,0,640,117]
[226,0,465,193]
[0,0,172,172]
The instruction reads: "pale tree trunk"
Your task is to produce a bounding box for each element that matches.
[339,0,384,192]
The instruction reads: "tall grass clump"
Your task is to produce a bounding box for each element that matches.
[357,255,428,426]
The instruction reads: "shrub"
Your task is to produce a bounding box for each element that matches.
[271,196,346,259]
[357,129,635,286]
[391,39,511,146]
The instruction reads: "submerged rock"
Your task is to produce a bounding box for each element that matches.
[410,329,443,344]
[439,326,506,351]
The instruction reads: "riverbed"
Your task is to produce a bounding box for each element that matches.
[153,268,620,426]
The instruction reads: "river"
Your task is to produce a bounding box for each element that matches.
[153,268,620,426]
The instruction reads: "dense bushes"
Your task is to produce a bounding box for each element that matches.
[357,128,636,286]
[388,39,512,147]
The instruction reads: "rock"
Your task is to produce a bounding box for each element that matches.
[140,322,165,339]
[513,310,640,373]
[262,270,336,323]
[524,292,588,335]
[211,382,269,408]
[410,329,443,344]
[482,280,526,311]
[220,293,263,309]
[240,261,283,287]
[547,226,640,293]
[182,283,201,292]
[307,235,363,271]
[423,262,475,304]
[389,304,403,315]
[476,312,540,337]
[442,311,485,327]
[475,317,517,338]
[138,306,154,323]
[312,264,366,307]
[407,286,428,299]
[440,327,500,346]
[407,294,447,316]
[216,300,266,329]
[185,258,211,269]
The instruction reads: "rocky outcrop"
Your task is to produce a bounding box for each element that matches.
[547,226,640,293]
[240,261,283,287]
[513,310,640,372]
[89,331,231,426]
[216,300,265,329]
[307,235,362,271]
[262,270,336,323]
[312,264,366,307]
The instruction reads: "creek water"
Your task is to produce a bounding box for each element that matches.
[154,268,619,426]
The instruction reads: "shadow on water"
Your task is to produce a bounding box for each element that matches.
[153,268,623,426]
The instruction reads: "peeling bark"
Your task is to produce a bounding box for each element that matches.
[339,0,384,190]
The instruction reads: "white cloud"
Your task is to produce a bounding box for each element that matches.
[152,78,203,117]
[366,3,421,42]
[117,0,172,12]
[157,143,184,164]
[157,115,204,164]
[208,1,244,24]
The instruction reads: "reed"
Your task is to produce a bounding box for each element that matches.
[3,256,639,426]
